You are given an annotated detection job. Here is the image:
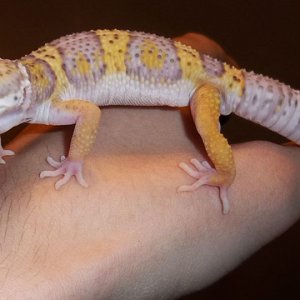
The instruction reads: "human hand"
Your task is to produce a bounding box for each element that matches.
[1,34,299,300]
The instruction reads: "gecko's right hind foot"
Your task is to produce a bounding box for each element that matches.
[177,158,232,214]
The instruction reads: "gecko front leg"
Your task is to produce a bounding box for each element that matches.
[0,136,15,164]
[39,99,101,189]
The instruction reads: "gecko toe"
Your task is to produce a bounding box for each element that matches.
[55,173,72,190]
[178,158,233,214]
[41,156,88,189]
[0,149,15,164]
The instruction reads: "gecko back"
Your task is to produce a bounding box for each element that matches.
[21,30,206,107]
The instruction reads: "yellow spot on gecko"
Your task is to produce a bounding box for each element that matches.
[31,44,70,95]
[222,64,245,96]
[174,41,204,83]
[140,40,166,69]
[96,29,130,74]
[20,55,56,101]
[25,60,50,89]
[76,52,91,75]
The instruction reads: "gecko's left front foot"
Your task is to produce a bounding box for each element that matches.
[40,156,88,190]
[0,148,15,164]
[0,136,15,164]
[178,158,232,214]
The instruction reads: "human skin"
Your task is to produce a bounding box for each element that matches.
[0,35,300,300]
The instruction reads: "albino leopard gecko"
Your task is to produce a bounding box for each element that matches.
[0,29,299,213]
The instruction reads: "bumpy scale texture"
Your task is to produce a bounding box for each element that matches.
[0,29,299,213]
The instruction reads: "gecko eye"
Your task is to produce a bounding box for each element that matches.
[0,93,22,113]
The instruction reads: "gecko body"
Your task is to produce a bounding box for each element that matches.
[0,29,299,213]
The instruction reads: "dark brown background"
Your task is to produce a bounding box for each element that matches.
[1,0,300,299]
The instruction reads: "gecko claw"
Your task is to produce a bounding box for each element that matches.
[40,156,88,189]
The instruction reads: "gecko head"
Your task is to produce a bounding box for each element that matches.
[0,59,31,114]
[0,59,31,133]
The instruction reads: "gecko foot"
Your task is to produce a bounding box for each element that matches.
[177,158,230,214]
[40,156,88,190]
[0,148,15,164]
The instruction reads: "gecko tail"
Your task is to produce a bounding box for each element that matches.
[226,71,300,144]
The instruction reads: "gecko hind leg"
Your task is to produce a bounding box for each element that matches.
[178,84,235,214]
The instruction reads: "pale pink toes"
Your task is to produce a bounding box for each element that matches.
[178,158,230,214]
[177,158,215,192]
[0,137,15,164]
[40,156,88,190]
[0,148,15,164]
